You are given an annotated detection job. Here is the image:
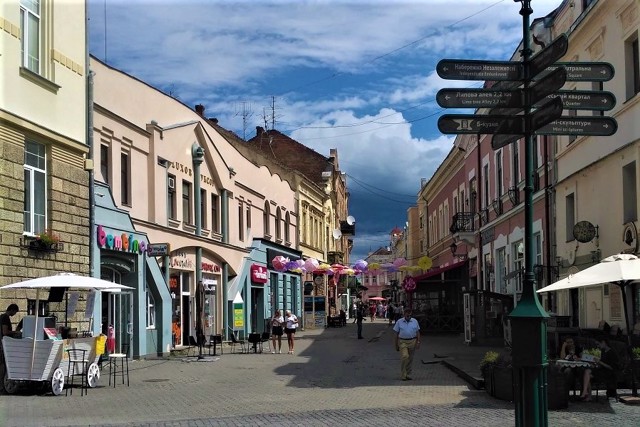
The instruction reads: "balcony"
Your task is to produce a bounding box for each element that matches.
[450,212,475,246]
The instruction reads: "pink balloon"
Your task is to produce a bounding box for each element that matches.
[272,256,289,272]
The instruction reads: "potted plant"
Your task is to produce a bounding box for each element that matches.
[480,351,499,396]
[30,229,60,251]
[481,351,513,400]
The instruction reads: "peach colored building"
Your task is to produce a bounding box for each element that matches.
[91,57,301,355]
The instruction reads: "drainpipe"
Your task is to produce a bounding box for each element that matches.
[192,143,204,357]
[543,135,553,310]
[476,133,482,291]
[85,4,98,335]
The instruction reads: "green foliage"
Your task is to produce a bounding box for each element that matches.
[37,229,60,245]
[480,351,500,370]
[632,347,640,360]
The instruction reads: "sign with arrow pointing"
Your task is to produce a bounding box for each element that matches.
[437,114,519,135]
[535,117,618,136]
[533,90,616,111]
[491,97,563,149]
[437,59,523,81]
[436,88,523,109]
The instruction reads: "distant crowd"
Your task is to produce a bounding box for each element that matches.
[350,300,405,323]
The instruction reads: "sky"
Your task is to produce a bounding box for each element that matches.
[88,0,563,262]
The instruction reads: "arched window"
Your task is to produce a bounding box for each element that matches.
[284,212,290,243]
[275,208,282,240]
[263,201,270,236]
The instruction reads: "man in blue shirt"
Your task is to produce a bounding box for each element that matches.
[393,307,421,381]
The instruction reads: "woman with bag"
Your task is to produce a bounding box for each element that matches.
[284,310,299,354]
[270,309,284,354]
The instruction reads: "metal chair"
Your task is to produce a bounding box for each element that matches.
[66,348,89,396]
[108,343,130,388]
[260,332,271,353]
[248,333,262,353]
[206,334,223,356]
[227,331,247,353]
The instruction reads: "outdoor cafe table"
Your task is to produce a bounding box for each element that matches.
[553,359,596,369]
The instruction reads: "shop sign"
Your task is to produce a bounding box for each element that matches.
[202,262,221,273]
[97,225,148,255]
[250,264,268,283]
[147,243,170,257]
[170,252,194,270]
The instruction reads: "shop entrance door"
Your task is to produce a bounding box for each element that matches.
[102,291,133,355]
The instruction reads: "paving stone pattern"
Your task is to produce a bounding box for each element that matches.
[0,321,638,426]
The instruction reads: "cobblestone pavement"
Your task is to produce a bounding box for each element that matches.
[1,321,639,426]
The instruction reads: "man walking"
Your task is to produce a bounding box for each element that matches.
[393,307,420,381]
[356,302,364,339]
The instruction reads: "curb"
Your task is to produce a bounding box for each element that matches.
[441,359,484,390]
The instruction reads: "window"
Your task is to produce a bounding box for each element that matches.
[200,189,207,228]
[238,201,244,241]
[146,287,155,329]
[483,164,490,208]
[284,212,290,242]
[566,193,575,242]
[623,162,637,223]
[496,151,503,198]
[625,35,640,100]
[182,180,192,224]
[121,152,130,205]
[534,232,542,268]
[20,0,40,73]
[496,248,506,294]
[168,174,176,220]
[513,241,524,293]
[211,194,219,232]
[100,144,109,184]
[275,207,282,240]
[23,140,46,235]
[264,201,271,236]
[246,204,251,231]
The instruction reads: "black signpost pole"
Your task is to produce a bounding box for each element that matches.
[509,2,549,426]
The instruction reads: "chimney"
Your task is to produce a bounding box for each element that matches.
[256,126,264,137]
[195,104,205,116]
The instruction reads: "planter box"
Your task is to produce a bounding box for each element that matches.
[483,366,513,401]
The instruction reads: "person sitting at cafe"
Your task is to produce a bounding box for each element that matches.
[580,338,620,401]
[0,304,21,339]
[560,337,582,360]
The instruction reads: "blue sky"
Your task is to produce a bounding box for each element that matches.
[88,0,561,262]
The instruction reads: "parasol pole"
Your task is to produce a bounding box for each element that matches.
[29,288,40,380]
[617,280,637,396]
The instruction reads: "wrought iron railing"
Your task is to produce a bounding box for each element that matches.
[450,212,475,234]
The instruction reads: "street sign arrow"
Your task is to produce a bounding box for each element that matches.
[533,90,616,111]
[437,59,523,81]
[438,114,524,135]
[535,116,618,136]
[436,88,524,109]
[529,67,567,106]
[551,62,615,82]
[527,34,569,78]
[530,97,564,132]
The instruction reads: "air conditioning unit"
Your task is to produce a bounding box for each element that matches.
[168,177,175,190]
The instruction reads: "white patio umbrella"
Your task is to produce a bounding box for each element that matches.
[1,273,133,379]
[537,253,639,395]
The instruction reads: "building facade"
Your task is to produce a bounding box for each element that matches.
[91,57,301,352]
[0,1,90,327]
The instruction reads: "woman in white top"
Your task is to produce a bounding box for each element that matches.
[284,310,299,354]
[270,310,284,354]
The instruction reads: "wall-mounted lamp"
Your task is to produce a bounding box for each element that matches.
[171,292,176,300]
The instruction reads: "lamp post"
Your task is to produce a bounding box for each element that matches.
[509,2,549,426]
[192,143,205,359]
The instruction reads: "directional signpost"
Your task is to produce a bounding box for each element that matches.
[533,90,616,110]
[435,3,619,424]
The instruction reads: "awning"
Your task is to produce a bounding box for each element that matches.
[413,260,467,281]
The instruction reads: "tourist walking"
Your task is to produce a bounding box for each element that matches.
[356,303,364,339]
[393,307,421,381]
[284,310,299,354]
[270,309,284,353]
